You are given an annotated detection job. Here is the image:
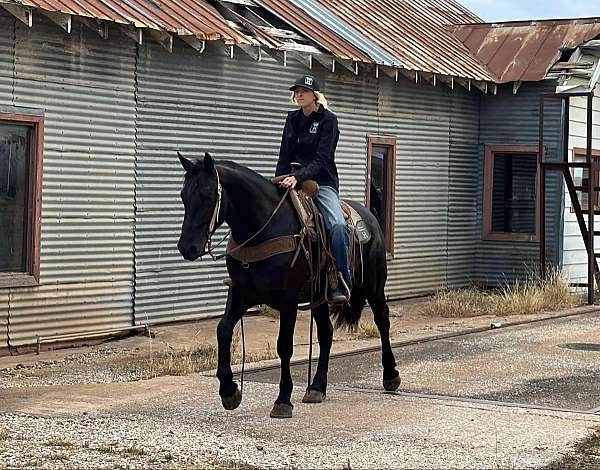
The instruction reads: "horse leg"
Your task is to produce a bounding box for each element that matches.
[270,303,297,419]
[302,303,332,404]
[367,287,401,391]
[216,287,248,410]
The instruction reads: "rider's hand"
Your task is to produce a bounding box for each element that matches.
[279,176,297,189]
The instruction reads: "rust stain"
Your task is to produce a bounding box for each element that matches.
[451,18,600,82]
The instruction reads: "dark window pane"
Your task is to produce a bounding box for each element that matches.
[369,145,389,235]
[0,124,30,272]
[491,153,537,234]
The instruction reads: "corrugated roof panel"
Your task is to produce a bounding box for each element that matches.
[452,18,600,83]
[18,0,251,43]
[314,0,494,80]
[254,0,371,62]
[287,0,402,66]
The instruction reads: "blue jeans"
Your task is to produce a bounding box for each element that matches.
[314,186,352,290]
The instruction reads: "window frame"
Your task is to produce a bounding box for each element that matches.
[570,147,600,213]
[483,144,539,242]
[366,135,396,255]
[0,112,44,288]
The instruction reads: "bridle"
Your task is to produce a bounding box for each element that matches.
[202,165,290,261]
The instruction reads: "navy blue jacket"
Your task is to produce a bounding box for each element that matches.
[275,105,340,191]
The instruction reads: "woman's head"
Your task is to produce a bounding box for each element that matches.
[289,75,329,109]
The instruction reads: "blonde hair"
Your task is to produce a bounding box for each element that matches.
[290,90,329,109]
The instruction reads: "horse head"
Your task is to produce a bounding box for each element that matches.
[177,151,222,261]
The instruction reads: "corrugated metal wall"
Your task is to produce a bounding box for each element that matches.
[562,89,600,284]
[134,43,481,319]
[1,14,558,347]
[0,14,137,348]
[448,89,481,287]
[477,81,563,284]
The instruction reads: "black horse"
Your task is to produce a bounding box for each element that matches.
[177,152,400,419]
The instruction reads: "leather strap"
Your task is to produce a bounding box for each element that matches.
[226,236,297,264]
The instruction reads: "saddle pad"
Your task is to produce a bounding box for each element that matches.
[341,201,371,244]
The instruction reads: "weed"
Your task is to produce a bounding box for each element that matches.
[142,343,218,379]
[352,321,379,339]
[257,305,279,319]
[95,445,117,454]
[45,436,73,448]
[122,446,147,456]
[421,269,577,318]
[542,426,600,469]
[47,452,70,461]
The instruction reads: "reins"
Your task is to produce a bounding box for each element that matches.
[205,167,290,262]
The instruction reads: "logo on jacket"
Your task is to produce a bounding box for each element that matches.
[310,122,319,134]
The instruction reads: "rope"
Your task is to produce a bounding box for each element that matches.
[240,315,246,394]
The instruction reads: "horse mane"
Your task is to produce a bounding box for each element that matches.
[217,160,283,200]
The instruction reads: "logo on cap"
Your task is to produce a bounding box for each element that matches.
[304,76,313,86]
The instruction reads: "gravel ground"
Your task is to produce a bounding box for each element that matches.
[1,375,599,469]
[2,309,600,469]
[0,346,143,389]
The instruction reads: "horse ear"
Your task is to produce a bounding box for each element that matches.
[204,152,215,173]
[178,151,194,173]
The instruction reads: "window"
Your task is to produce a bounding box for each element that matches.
[0,112,44,288]
[571,147,600,212]
[483,145,539,242]
[366,136,396,254]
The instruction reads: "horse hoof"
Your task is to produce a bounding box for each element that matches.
[302,389,325,404]
[383,374,401,392]
[270,403,293,419]
[221,386,242,410]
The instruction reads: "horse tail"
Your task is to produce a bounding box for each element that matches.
[332,288,366,330]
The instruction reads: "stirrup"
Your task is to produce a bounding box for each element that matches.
[326,273,351,305]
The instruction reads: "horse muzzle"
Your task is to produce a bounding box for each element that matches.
[178,240,207,261]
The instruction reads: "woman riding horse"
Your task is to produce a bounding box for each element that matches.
[177,76,401,419]
[275,75,351,304]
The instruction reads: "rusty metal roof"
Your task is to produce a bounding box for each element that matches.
[313,0,494,80]
[451,18,600,83]
[253,0,371,62]
[13,0,251,43]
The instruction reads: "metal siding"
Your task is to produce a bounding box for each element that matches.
[4,18,136,347]
[134,42,313,323]
[562,92,600,284]
[448,89,481,287]
[379,79,451,297]
[478,81,563,285]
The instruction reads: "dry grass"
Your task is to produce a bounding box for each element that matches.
[543,426,600,470]
[47,452,70,461]
[231,331,278,364]
[140,331,277,379]
[352,321,380,339]
[0,429,9,441]
[45,436,73,448]
[422,270,578,318]
[142,343,218,379]
[122,446,147,456]
[256,305,279,319]
[94,445,117,454]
